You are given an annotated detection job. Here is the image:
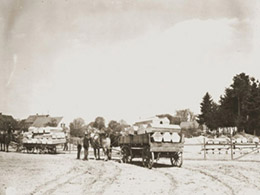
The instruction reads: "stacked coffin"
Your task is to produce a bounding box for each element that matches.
[22,127,66,145]
[151,131,181,143]
[119,116,183,144]
[134,117,182,143]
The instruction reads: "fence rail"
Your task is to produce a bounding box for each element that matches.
[184,138,259,160]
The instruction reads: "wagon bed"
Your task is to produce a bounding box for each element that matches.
[119,127,184,169]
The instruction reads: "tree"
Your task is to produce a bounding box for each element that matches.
[108,120,124,134]
[197,92,219,130]
[218,73,251,131]
[218,88,237,127]
[175,109,196,122]
[244,79,260,135]
[230,73,251,131]
[93,117,106,130]
[199,72,260,135]
[69,118,85,137]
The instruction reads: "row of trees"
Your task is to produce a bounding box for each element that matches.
[69,117,128,137]
[198,73,260,136]
[70,108,198,138]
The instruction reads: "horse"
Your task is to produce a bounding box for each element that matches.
[107,132,121,157]
[89,129,111,161]
[0,131,5,151]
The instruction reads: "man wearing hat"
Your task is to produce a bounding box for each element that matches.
[83,132,90,160]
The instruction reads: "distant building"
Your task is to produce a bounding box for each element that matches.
[25,114,64,128]
[132,116,181,135]
[24,114,49,128]
[134,116,170,128]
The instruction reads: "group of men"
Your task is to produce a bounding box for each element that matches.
[77,132,90,160]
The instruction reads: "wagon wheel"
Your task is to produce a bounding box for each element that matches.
[170,152,183,167]
[142,146,154,169]
[120,146,132,163]
[53,146,57,154]
[27,146,33,154]
[39,146,46,154]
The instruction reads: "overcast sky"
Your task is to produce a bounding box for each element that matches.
[1,0,260,125]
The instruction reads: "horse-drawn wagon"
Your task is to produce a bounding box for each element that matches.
[119,117,184,169]
[21,127,66,154]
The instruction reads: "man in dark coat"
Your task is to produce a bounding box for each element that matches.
[5,124,12,152]
[76,138,82,159]
[83,133,90,160]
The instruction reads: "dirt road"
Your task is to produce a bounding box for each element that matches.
[0,152,260,195]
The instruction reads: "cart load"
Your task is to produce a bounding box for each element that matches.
[22,126,66,153]
[119,116,184,168]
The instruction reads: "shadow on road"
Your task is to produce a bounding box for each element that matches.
[124,160,174,169]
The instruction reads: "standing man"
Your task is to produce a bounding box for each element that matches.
[76,138,82,159]
[63,133,69,151]
[5,124,12,152]
[83,132,90,160]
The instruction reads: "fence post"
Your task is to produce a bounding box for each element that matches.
[230,134,233,160]
[203,137,206,160]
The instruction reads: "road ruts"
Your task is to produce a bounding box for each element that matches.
[103,161,175,195]
[31,160,94,195]
[152,168,178,194]
[153,161,235,195]
[185,163,260,194]
[30,160,121,195]
[84,161,122,195]
[183,167,235,195]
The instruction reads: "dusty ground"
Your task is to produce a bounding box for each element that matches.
[1,149,260,195]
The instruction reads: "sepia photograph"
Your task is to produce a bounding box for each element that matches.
[1,0,260,194]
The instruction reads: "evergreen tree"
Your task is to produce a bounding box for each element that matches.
[218,88,237,127]
[219,73,251,131]
[197,92,218,130]
[199,72,260,135]
[244,79,260,135]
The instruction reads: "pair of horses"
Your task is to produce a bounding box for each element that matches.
[0,132,11,152]
[89,128,112,161]
[88,128,120,161]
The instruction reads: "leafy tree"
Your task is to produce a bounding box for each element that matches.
[93,117,106,130]
[107,120,126,147]
[175,109,196,122]
[108,120,124,134]
[69,118,85,137]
